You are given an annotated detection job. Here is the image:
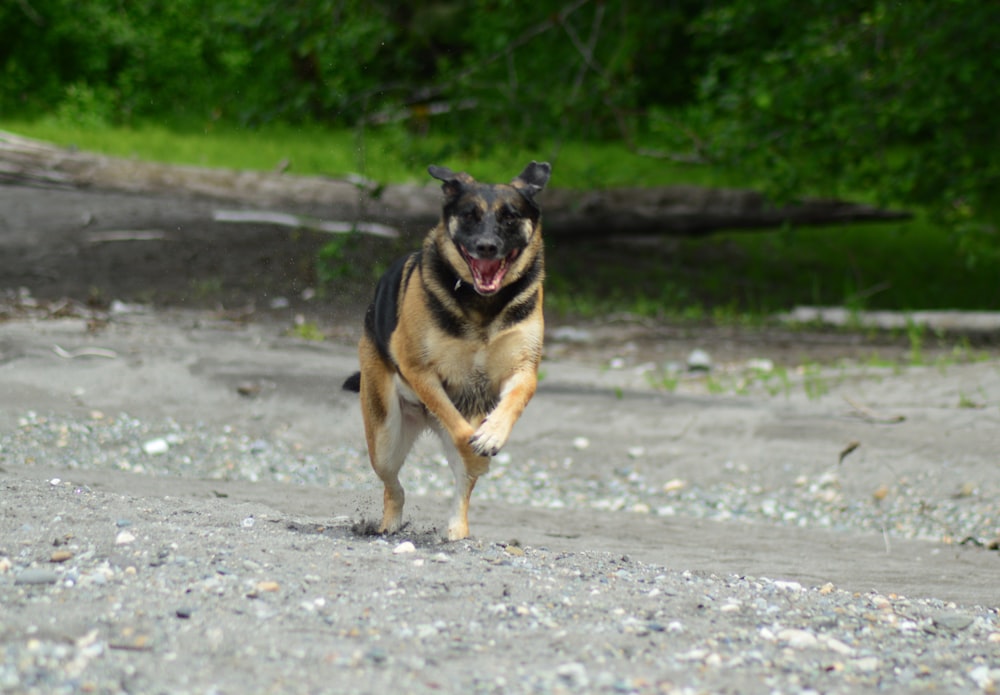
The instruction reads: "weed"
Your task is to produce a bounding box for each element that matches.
[705,376,727,395]
[647,371,679,392]
[904,320,925,365]
[801,363,830,400]
[290,321,324,342]
[759,366,792,398]
[190,277,224,300]
[957,391,986,409]
[317,232,362,286]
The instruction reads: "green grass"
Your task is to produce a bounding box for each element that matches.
[3,117,997,315]
[0,118,726,188]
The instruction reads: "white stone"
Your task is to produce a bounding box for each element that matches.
[777,628,819,649]
[142,438,169,455]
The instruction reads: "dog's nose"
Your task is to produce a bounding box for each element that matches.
[474,238,500,258]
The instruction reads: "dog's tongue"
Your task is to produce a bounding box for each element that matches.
[469,257,504,293]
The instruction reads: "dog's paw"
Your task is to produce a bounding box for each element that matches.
[446,519,470,541]
[469,417,511,457]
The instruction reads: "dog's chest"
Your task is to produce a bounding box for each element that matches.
[438,345,500,418]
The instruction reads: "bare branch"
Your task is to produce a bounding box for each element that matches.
[16,0,44,26]
[568,1,606,102]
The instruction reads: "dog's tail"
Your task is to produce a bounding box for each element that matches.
[342,372,361,393]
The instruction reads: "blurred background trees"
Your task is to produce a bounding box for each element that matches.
[1,0,997,257]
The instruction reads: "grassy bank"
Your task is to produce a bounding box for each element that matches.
[1,119,730,188]
[3,119,996,316]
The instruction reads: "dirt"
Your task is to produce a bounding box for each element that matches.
[2,183,999,693]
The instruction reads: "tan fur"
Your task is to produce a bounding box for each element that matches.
[351,162,550,540]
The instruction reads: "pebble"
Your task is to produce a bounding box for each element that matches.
[777,628,819,649]
[852,656,880,672]
[933,612,974,631]
[115,530,136,545]
[142,438,169,455]
[393,541,416,554]
[968,666,1000,690]
[746,358,774,373]
[556,662,589,688]
[687,348,713,371]
[662,478,686,493]
[772,580,803,592]
[14,569,59,585]
[821,636,855,656]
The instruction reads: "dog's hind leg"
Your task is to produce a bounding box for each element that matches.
[368,405,423,535]
[360,359,423,535]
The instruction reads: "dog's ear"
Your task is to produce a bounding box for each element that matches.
[511,161,552,201]
[428,165,475,198]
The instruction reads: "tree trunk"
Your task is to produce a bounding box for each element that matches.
[0,130,909,239]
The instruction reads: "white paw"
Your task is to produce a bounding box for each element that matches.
[446,520,470,541]
[469,417,511,457]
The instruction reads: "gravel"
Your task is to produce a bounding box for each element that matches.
[3,305,999,693]
[1,472,999,694]
[3,409,997,547]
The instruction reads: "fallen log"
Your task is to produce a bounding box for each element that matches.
[0,130,910,238]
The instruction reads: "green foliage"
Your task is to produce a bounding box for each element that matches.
[315,232,362,286]
[690,0,1000,257]
[2,0,999,280]
[0,1,700,138]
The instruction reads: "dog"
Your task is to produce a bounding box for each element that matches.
[343,161,551,540]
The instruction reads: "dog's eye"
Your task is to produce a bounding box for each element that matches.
[496,209,521,227]
[460,209,481,224]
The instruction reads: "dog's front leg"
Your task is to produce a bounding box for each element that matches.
[401,371,490,540]
[438,437,490,541]
[469,369,538,457]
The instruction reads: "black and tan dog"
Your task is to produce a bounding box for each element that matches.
[343,161,551,540]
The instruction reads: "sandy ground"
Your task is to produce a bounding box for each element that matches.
[2,307,999,693]
[1,184,999,693]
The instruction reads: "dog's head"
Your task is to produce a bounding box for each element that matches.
[429,161,551,296]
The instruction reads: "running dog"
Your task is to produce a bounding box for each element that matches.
[343,161,551,540]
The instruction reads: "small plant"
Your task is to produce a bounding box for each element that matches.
[957,388,987,409]
[648,371,679,392]
[316,232,362,286]
[802,363,829,400]
[705,376,726,395]
[190,277,224,300]
[290,321,324,341]
[760,366,792,398]
[905,319,926,365]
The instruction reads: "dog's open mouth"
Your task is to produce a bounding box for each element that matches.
[460,247,520,295]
